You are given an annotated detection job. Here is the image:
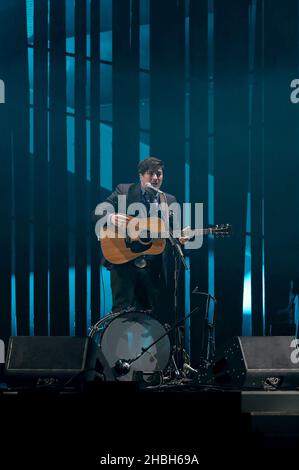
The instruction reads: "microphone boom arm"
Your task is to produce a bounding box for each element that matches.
[126,306,200,367]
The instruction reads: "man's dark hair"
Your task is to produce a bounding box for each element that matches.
[137,157,164,175]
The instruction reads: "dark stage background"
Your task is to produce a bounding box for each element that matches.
[0,0,299,367]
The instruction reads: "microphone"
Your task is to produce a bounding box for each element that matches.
[144,182,164,195]
[114,359,131,376]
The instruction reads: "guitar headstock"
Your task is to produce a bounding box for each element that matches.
[211,224,232,238]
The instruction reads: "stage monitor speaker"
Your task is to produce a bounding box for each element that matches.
[212,336,299,389]
[4,336,115,386]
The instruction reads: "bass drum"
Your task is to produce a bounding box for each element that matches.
[94,310,171,381]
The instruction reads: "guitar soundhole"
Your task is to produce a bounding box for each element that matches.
[139,230,152,245]
[129,240,152,253]
[125,230,153,254]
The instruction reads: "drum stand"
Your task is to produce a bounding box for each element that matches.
[166,288,217,383]
[190,287,217,382]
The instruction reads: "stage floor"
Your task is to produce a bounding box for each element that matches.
[0,382,298,464]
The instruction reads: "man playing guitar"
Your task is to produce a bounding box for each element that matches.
[96,156,188,325]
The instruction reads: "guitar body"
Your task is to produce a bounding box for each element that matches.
[100,217,167,264]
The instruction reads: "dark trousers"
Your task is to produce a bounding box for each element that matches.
[110,263,172,326]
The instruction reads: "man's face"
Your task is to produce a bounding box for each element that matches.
[139,167,164,190]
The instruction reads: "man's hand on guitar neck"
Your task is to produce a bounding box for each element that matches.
[179,226,190,245]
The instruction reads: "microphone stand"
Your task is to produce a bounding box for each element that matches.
[170,234,188,373]
[120,306,200,372]
[158,192,188,374]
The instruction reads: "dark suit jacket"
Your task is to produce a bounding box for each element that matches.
[95,182,177,286]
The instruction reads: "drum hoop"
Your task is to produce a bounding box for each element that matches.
[89,308,156,339]
[102,309,169,341]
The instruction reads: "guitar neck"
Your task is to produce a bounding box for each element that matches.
[192,228,215,236]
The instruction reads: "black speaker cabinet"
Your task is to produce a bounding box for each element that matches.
[212,336,299,389]
[4,336,114,385]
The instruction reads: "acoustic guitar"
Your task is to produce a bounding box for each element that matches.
[99,216,232,265]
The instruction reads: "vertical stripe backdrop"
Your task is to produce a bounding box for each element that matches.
[0,0,298,365]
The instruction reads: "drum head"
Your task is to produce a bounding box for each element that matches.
[100,311,171,381]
